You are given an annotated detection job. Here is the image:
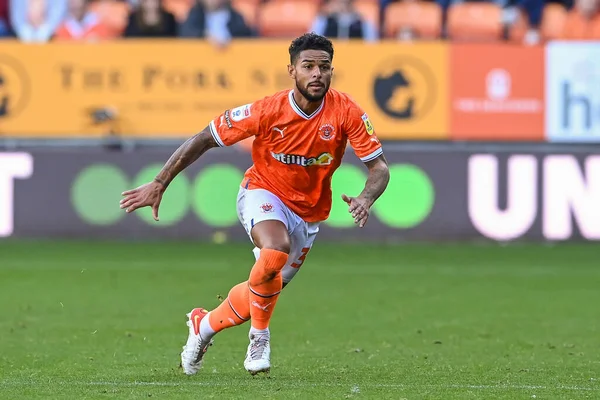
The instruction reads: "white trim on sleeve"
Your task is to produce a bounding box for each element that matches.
[209,120,226,147]
[360,147,383,163]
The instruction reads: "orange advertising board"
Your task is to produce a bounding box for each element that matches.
[449,43,545,141]
[0,40,449,139]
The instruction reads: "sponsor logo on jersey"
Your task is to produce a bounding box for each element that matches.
[231,104,252,122]
[319,124,335,141]
[271,152,334,167]
[361,113,374,135]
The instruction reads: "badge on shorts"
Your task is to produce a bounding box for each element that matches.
[361,113,374,135]
[260,203,274,213]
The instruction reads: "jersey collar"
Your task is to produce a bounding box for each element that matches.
[288,90,325,120]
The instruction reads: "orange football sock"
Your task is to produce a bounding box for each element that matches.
[248,248,288,330]
[208,281,250,333]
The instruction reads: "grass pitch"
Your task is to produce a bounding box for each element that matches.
[1,240,599,399]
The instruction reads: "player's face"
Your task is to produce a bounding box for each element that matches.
[289,50,333,102]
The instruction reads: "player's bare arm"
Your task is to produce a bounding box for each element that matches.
[342,154,390,228]
[154,127,219,188]
[119,127,218,219]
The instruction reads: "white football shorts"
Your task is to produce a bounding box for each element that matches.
[236,186,320,284]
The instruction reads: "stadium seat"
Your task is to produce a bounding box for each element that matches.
[561,10,600,39]
[541,4,569,39]
[510,3,568,42]
[383,1,442,39]
[88,0,131,36]
[233,0,259,28]
[446,2,503,41]
[163,0,193,22]
[354,0,380,32]
[258,0,319,37]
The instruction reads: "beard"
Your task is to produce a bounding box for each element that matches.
[296,81,330,102]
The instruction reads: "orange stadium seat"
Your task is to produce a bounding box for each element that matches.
[541,4,569,39]
[510,3,567,42]
[354,0,380,32]
[594,15,600,38]
[258,0,319,37]
[384,1,442,39]
[561,10,600,39]
[88,0,131,36]
[233,0,259,28]
[447,2,503,41]
[163,0,193,22]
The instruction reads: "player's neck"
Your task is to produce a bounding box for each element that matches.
[292,90,323,116]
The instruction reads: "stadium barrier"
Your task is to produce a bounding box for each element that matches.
[0,39,598,142]
[2,145,599,242]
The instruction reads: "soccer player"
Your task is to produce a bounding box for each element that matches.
[119,32,390,376]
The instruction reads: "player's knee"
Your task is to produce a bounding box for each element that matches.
[260,240,291,255]
[253,221,291,254]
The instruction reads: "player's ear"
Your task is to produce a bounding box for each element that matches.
[287,64,295,79]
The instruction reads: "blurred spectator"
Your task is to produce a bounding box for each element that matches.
[575,0,599,17]
[0,0,10,37]
[179,0,254,46]
[561,0,599,39]
[501,0,545,44]
[10,0,67,42]
[54,0,113,41]
[310,0,378,41]
[124,0,177,37]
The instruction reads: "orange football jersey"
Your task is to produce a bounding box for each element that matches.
[209,88,383,222]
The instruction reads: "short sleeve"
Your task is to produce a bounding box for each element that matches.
[345,103,383,163]
[209,100,263,147]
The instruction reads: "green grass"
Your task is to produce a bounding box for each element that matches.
[1,240,600,399]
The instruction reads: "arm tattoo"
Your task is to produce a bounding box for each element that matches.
[360,155,390,208]
[154,126,218,189]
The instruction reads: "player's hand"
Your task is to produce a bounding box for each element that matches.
[341,194,371,228]
[120,181,164,221]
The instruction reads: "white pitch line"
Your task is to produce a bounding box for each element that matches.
[1,381,598,391]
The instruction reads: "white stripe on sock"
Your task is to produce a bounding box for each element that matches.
[199,312,216,340]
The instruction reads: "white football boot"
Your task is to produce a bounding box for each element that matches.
[244,331,271,375]
[180,308,213,375]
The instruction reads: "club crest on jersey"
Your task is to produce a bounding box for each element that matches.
[319,124,335,141]
[231,104,252,122]
[260,203,274,213]
[361,113,374,135]
[271,152,334,167]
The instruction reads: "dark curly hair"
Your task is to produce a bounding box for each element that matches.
[289,33,334,65]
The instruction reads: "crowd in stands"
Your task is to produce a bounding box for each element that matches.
[0,0,598,46]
